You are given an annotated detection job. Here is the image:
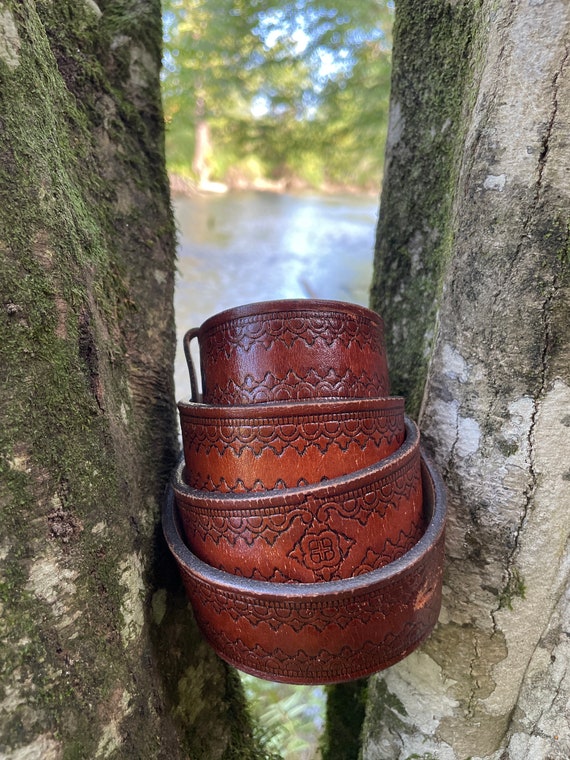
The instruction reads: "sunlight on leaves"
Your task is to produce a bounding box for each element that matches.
[162,0,393,190]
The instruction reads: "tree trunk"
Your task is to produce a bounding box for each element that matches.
[364,1,570,758]
[0,3,256,758]
[193,116,213,187]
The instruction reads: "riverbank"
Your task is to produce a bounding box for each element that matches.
[169,172,380,199]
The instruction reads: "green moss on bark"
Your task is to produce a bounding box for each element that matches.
[370,0,485,414]
[359,678,408,756]
[320,679,368,760]
[0,7,131,750]
[0,2,257,757]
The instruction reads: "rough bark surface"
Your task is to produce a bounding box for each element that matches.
[370,0,485,415]
[365,1,570,759]
[0,2,257,758]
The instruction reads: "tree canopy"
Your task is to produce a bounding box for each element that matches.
[162,0,393,189]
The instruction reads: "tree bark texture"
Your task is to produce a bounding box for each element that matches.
[366,1,570,759]
[0,2,256,758]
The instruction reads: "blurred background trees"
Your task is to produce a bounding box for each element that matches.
[162,0,393,190]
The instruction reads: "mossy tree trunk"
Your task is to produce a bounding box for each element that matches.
[364,1,570,758]
[0,3,257,758]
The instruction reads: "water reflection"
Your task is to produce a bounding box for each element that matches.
[174,190,378,401]
[172,189,378,757]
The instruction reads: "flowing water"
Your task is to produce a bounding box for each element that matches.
[173,189,379,400]
[173,188,379,758]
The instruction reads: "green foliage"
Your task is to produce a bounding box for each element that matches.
[161,0,393,188]
[241,674,325,758]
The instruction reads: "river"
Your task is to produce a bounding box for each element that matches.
[172,188,379,758]
[173,189,379,400]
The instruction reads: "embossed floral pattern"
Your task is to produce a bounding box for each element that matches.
[196,617,438,683]
[181,406,403,458]
[187,304,390,404]
[182,545,439,634]
[164,449,447,683]
[287,528,355,581]
[177,529,444,682]
[179,400,406,492]
[204,310,385,358]
[175,443,423,582]
[211,367,388,405]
